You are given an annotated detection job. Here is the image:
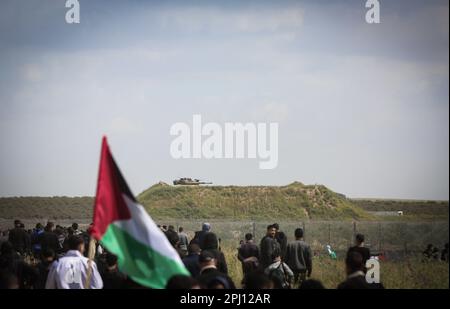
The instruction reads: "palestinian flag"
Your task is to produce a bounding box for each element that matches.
[91,137,189,288]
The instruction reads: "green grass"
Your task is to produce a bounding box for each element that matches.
[137,182,371,220]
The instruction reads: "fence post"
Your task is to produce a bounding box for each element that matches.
[378,222,381,251]
[328,223,331,244]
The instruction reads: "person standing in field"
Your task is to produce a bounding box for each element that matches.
[202,232,228,275]
[8,220,29,256]
[337,251,384,289]
[178,227,189,256]
[273,223,288,260]
[347,234,370,268]
[260,225,281,269]
[193,222,211,249]
[284,228,312,287]
[238,233,260,276]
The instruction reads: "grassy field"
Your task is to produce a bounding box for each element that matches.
[221,245,450,289]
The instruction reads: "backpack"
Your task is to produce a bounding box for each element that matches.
[268,263,290,289]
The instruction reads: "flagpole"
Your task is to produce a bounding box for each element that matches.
[84,237,96,289]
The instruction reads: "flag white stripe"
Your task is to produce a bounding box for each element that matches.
[111,194,183,264]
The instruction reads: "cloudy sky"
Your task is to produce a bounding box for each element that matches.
[0,0,448,199]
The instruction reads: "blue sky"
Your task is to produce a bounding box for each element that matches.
[0,0,448,199]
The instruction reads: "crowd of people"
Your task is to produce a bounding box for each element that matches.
[1,220,448,289]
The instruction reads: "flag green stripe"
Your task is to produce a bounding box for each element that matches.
[100,223,189,289]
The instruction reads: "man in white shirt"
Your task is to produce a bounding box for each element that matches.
[45,235,103,289]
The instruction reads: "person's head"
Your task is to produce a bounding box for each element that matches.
[166,275,201,289]
[266,225,276,238]
[45,222,54,232]
[72,223,79,231]
[168,225,175,231]
[13,220,20,228]
[207,276,232,289]
[187,243,201,255]
[106,253,118,270]
[41,249,55,263]
[67,235,85,253]
[35,223,43,230]
[19,223,25,229]
[272,223,280,231]
[202,232,218,250]
[271,248,282,262]
[162,225,167,230]
[202,222,211,232]
[178,226,184,233]
[355,234,365,246]
[299,279,325,289]
[199,250,216,269]
[245,233,253,242]
[67,227,74,236]
[243,271,274,289]
[345,251,364,275]
[295,228,304,239]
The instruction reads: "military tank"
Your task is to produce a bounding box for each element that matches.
[173,178,212,185]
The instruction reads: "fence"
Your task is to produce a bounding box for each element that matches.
[159,220,449,260]
[2,218,447,260]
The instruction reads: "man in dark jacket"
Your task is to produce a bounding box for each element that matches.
[8,220,30,255]
[182,243,201,277]
[39,223,60,253]
[238,233,259,275]
[337,251,384,289]
[273,223,288,259]
[201,232,228,274]
[193,223,211,249]
[347,234,370,269]
[260,225,280,269]
[285,228,312,287]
